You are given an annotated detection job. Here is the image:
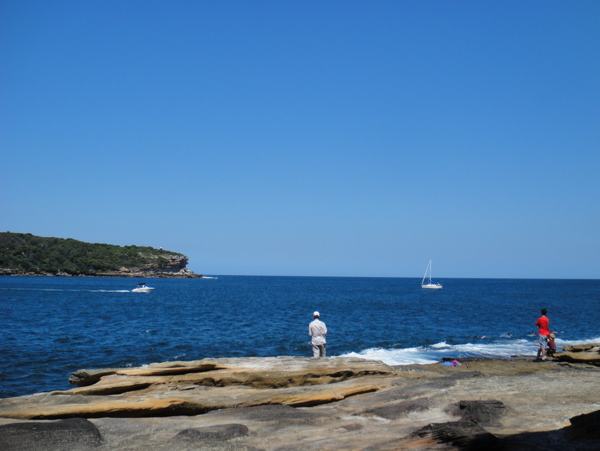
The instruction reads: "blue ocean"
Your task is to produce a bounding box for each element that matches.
[1,276,599,398]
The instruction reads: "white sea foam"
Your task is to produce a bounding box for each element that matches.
[341,336,600,366]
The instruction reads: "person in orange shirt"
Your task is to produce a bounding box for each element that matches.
[535,308,551,361]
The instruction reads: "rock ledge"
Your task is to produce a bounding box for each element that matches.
[1,356,600,450]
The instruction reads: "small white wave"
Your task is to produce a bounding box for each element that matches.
[343,348,439,365]
[431,341,450,349]
[555,336,600,346]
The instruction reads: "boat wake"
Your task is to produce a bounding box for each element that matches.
[0,288,131,293]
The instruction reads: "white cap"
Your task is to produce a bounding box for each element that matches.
[313,311,320,317]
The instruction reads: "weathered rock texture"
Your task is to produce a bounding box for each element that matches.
[1,356,599,450]
[553,342,600,365]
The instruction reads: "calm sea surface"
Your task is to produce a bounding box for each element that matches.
[1,276,599,398]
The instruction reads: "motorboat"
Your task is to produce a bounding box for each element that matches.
[421,260,443,289]
[132,283,155,293]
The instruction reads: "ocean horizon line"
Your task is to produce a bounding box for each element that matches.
[196,274,600,281]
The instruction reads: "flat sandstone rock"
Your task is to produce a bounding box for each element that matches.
[1,356,599,450]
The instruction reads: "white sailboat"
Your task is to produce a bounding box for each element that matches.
[421,260,442,289]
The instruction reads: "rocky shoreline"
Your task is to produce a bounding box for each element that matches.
[1,348,599,450]
[0,268,202,278]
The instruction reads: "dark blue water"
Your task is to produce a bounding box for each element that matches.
[1,276,599,398]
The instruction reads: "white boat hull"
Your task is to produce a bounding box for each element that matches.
[421,283,443,289]
[132,287,154,293]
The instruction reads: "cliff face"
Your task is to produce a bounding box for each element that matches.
[0,232,201,278]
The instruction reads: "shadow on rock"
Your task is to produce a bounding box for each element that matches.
[367,421,499,451]
[0,418,102,451]
[450,400,508,427]
[566,409,600,440]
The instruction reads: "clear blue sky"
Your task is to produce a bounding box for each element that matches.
[2,1,599,278]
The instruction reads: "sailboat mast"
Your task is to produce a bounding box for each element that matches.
[430,260,432,283]
[422,259,432,285]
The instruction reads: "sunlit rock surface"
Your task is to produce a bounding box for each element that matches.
[554,342,600,365]
[1,356,599,450]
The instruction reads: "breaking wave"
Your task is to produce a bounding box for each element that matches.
[341,336,600,365]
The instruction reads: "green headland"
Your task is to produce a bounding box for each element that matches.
[0,232,199,277]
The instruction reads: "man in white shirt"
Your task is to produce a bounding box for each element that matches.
[309,311,327,358]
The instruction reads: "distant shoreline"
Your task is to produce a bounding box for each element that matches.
[0,269,202,278]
